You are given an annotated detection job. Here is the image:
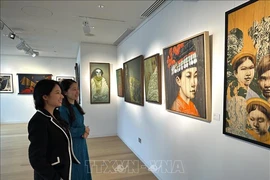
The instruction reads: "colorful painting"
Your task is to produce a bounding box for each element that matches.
[0,74,13,93]
[116,68,124,97]
[124,55,144,106]
[163,31,211,121]
[223,0,270,148]
[90,62,110,104]
[17,74,52,94]
[144,53,161,104]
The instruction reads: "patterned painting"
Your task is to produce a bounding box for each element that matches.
[223,0,270,148]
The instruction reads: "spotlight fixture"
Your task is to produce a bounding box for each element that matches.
[8,32,16,39]
[16,40,39,57]
[1,19,39,57]
[82,20,94,36]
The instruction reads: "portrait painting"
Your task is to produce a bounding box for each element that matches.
[17,74,52,94]
[144,53,161,104]
[223,0,270,148]
[124,55,144,106]
[0,74,13,93]
[56,76,75,82]
[163,31,211,121]
[116,68,124,97]
[89,62,110,104]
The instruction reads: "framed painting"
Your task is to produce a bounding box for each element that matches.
[89,62,110,104]
[0,74,13,93]
[163,31,211,121]
[17,74,52,94]
[123,55,144,106]
[144,53,162,104]
[116,68,124,97]
[56,76,75,82]
[74,63,81,104]
[223,0,270,148]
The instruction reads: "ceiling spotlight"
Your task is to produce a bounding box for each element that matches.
[98,5,104,8]
[16,41,27,50]
[8,32,16,39]
[31,51,39,57]
[82,20,94,36]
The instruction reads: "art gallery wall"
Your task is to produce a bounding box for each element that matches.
[0,55,75,123]
[117,1,270,180]
[79,43,118,137]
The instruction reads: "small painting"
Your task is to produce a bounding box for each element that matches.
[17,74,52,94]
[56,76,75,82]
[90,62,110,104]
[116,68,124,97]
[0,74,13,93]
[144,53,161,104]
[124,55,144,106]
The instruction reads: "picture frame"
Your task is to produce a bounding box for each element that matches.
[116,68,124,97]
[89,62,110,104]
[17,74,52,94]
[223,0,270,148]
[163,31,211,121]
[0,74,13,93]
[56,76,75,82]
[123,55,144,106]
[144,53,162,104]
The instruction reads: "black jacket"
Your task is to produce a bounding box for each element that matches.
[28,109,80,180]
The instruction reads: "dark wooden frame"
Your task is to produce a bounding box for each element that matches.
[74,63,81,104]
[223,0,270,148]
[116,68,124,97]
[123,55,144,106]
[144,53,162,104]
[0,73,13,93]
[163,31,211,121]
[17,73,52,94]
[89,62,110,104]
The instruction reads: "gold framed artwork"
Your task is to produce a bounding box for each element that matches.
[144,53,162,104]
[89,62,110,104]
[123,55,144,106]
[223,0,270,148]
[163,31,211,121]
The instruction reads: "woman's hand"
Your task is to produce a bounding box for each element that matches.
[82,126,90,139]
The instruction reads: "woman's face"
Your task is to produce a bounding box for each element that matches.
[234,58,255,87]
[43,84,63,108]
[65,82,79,102]
[176,67,198,100]
[248,108,270,135]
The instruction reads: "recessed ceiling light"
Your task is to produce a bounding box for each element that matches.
[98,5,104,8]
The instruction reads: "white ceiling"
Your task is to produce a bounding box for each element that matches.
[0,1,156,58]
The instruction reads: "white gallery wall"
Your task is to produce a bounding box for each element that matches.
[0,55,75,123]
[79,43,118,137]
[117,1,270,180]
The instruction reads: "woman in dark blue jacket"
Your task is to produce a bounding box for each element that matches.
[28,79,80,180]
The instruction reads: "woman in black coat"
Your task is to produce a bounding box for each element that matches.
[28,79,80,180]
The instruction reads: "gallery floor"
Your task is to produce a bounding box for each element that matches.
[0,123,157,180]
